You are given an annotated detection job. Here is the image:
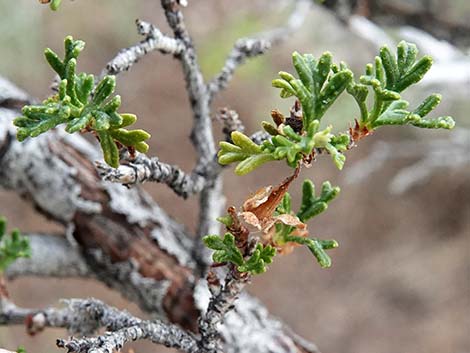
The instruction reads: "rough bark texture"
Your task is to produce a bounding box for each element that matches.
[0,77,315,353]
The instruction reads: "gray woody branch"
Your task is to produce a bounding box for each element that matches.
[95,154,206,199]
[198,269,252,353]
[207,0,312,99]
[158,0,224,275]
[0,298,198,353]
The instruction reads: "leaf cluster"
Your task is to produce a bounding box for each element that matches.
[273,179,339,268]
[219,120,350,174]
[0,217,31,273]
[203,233,276,275]
[347,41,455,130]
[273,51,353,126]
[14,36,150,167]
[218,42,455,175]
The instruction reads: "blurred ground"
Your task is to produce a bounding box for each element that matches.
[0,1,469,353]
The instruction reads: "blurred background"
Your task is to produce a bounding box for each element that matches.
[0,1,469,352]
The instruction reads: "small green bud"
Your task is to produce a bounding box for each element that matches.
[313,125,333,148]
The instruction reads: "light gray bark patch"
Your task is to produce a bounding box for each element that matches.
[194,278,302,353]
[86,249,172,318]
[104,181,187,230]
[221,293,299,353]
[105,181,195,267]
[6,234,90,279]
[0,109,101,222]
[0,76,29,103]
[150,227,195,267]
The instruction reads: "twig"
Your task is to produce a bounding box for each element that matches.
[207,0,312,99]
[57,320,198,353]
[95,153,206,199]
[0,297,198,353]
[160,0,223,276]
[217,108,245,142]
[198,268,251,353]
[0,298,136,335]
[104,19,184,75]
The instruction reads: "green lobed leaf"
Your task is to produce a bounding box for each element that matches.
[234,153,276,176]
[64,36,85,63]
[413,93,441,117]
[373,97,455,130]
[231,131,262,154]
[272,78,296,97]
[262,121,280,136]
[0,217,31,273]
[75,73,94,105]
[15,103,71,141]
[278,193,292,215]
[103,95,122,114]
[203,233,244,266]
[284,235,338,268]
[44,48,65,77]
[98,131,120,168]
[292,52,314,92]
[313,52,332,95]
[395,55,433,92]
[92,111,111,131]
[380,46,400,89]
[297,179,340,222]
[218,131,277,174]
[65,58,80,106]
[410,116,455,129]
[65,112,92,133]
[315,69,353,119]
[237,244,276,274]
[93,76,116,105]
[120,113,137,127]
[325,143,346,170]
[397,41,418,75]
[110,128,151,147]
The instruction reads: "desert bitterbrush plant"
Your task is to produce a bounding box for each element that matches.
[12,37,455,273]
[207,41,455,272]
